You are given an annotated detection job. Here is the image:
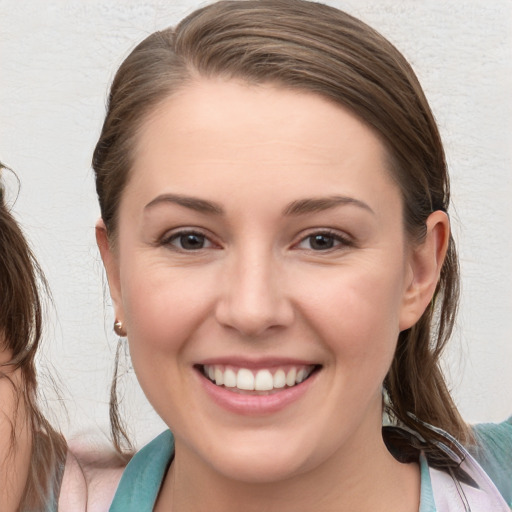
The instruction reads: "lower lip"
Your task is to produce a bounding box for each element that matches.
[197,369,318,415]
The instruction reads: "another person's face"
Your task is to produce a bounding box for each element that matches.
[101,80,428,482]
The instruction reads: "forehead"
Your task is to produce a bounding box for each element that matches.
[139,79,384,151]
[127,79,399,210]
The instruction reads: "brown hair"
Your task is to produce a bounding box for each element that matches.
[93,0,470,467]
[0,164,67,511]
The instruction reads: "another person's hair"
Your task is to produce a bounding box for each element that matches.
[0,163,67,510]
[92,0,469,467]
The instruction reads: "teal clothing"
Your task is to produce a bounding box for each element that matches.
[471,418,512,505]
[110,430,175,511]
[109,420,512,511]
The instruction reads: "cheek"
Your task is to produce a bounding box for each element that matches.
[117,262,214,419]
[119,259,215,355]
[301,264,405,365]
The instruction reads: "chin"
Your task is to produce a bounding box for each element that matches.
[217,457,308,485]
[200,432,318,485]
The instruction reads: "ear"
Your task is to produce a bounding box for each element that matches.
[95,219,124,324]
[399,211,450,331]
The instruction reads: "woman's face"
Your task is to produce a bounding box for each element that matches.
[99,79,442,483]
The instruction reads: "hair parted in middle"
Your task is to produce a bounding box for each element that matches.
[92,0,468,468]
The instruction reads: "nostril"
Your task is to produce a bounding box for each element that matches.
[215,292,295,337]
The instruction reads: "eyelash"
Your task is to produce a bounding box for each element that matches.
[294,229,353,252]
[161,228,353,253]
[161,229,217,251]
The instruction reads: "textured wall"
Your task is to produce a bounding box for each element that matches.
[1,0,511,447]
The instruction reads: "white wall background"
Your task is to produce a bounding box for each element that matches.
[1,0,511,448]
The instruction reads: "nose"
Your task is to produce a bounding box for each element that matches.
[215,250,294,338]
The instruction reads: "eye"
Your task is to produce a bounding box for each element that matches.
[165,231,214,251]
[296,231,350,251]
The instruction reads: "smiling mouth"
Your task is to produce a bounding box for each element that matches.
[198,364,319,394]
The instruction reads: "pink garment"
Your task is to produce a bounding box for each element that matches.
[58,446,124,512]
[430,449,510,511]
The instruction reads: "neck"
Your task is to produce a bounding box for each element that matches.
[155,423,420,512]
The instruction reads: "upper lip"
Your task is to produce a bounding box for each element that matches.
[195,357,320,369]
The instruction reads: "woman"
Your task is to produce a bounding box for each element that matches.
[92,1,512,510]
[0,164,67,511]
[0,165,123,511]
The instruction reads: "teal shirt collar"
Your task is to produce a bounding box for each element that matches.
[110,430,174,511]
[109,430,436,511]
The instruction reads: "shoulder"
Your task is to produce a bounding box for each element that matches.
[58,439,127,512]
[470,417,512,506]
[0,364,31,512]
[471,416,512,467]
[109,430,174,511]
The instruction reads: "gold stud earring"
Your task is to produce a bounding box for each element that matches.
[114,320,127,337]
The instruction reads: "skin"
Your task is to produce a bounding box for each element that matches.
[0,347,31,512]
[97,79,449,511]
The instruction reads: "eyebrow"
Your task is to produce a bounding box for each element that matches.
[283,195,375,216]
[144,194,224,215]
[144,193,374,217]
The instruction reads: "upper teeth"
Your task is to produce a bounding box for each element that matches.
[204,365,313,392]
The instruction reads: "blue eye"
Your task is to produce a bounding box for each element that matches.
[167,232,212,251]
